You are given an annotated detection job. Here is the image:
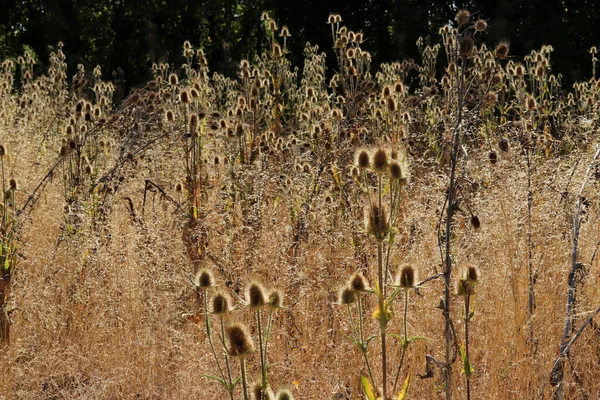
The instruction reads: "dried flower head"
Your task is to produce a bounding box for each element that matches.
[494,41,510,59]
[195,269,214,289]
[338,286,356,305]
[456,9,471,27]
[0,144,6,157]
[253,382,275,400]
[474,19,488,32]
[226,323,254,357]
[268,289,284,308]
[348,272,369,292]
[398,265,416,288]
[355,148,370,169]
[246,282,267,308]
[211,292,232,315]
[371,147,388,174]
[366,202,389,240]
[8,178,18,190]
[276,389,295,400]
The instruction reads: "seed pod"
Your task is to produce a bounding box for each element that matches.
[226,324,254,357]
[338,286,356,304]
[398,265,416,288]
[348,272,369,292]
[246,282,267,308]
[195,269,214,289]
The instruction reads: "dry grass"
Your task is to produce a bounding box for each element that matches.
[1,11,600,400]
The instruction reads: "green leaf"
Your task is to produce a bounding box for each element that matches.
[202,374,227,387]
[460,345,474,379]
[361,375,376,400]
[468,310,475,321]
[341,331,362,348]
[397,374,411,400]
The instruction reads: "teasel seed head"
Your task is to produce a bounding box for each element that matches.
[366,202,389,240]
[8,178,18,190]
[470,215,481,229]
[253,382,275,400]
[456,9,471,27]
[474,19,487,32]
[489,151,498,164]
[226,323,254,357]
[459,35,474,59]
[246,282,267,308]
[355,148,370,169]
[195,269,214,289]
[268,289,285,309]
[211,292,232,315]
[276,389,295,400]
[0,144,6,157]
[371,147,388,174]
[169,73,178,86]
[388,161,403,180]
[457,278,476,297]
[398,265,416,288]
[348,272,370,292]
[338,286,357,305]
[466,266,480,283]
[165,109,175,122]
[494,41,510,59]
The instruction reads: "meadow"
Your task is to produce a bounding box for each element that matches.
[0,9,599,399]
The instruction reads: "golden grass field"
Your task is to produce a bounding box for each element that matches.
[1,10,599,400]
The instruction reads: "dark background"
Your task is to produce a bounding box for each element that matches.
[2,0,599,95]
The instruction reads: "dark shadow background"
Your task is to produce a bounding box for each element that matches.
[2,0,598,96]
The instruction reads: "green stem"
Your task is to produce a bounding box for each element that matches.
[377,175,388,399]
[220,316,235,400]
[240,357,249,400]
[203,290,226,383]
[256,308,267,398]
[358,294,376,389]
[392,288,409,393]
[465,292,471,400]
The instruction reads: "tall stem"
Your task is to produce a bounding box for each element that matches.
[204,291,226,382]
[256,308,267,398]
[392,288,409,393]
[358,294,376,388]
[377,173,387,399]
[240,357,249,400]
[465,291,471,400]
[220,317,235,400]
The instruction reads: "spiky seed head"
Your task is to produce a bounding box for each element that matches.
[169,73,179,86]
[253,382,275,400]
[459,35,474,59]
[474,19,488,32]
[457,278,476,297]
[59,145,69,157]
[246,282,267,308]
[226,323,254,357]
[179,90,190,104]
[372,148,388,174]
[268,289,284,308]
[68,139,77,150]
[211,292,232,315]
[195,269,214,289]
[8,178,18,190]
[398,265,416,288]
[494,41,509,59]
[338,286,356,305]
[488,151,497,164]
[0,144,7,157]
[498,138,509,152]
[165,110,175,122]
[456,9,471,27]
[382,85,391,97]
[386,96,397,112]
[355,148,370,169]
[348,272,369,292]
[470,215,481,229]
[466,266,480,282]
[276,389,295,400]
[366,202,389,240]
[388,161,403,180]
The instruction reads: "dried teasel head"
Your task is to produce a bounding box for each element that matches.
[246,281,267,308]
[268,289,284,309]
[355,148,370,170]
[252,382,275,400]
[226,323,254,357]
[338,286,357,305]
[275,389,295,400]
[365,202,389,240]
[371,147,388,174]
[397,265,417,288]
[195,269,214,289]
[211,292,232,315]
[348,272,370,292]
